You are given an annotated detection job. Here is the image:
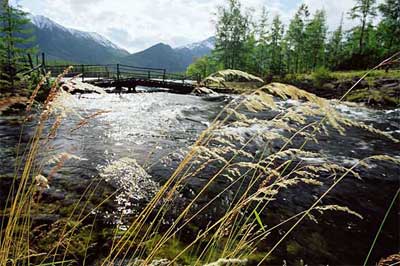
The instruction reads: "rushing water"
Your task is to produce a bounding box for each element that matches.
[0,91,399,265]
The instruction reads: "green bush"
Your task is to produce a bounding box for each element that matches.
[312,67,332,87]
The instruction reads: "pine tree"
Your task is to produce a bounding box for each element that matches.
[285,4,310,73]
[327,15,345,69]
[349,0,377,54]
[214,0,252,70]
[255,7,269,75]
[378,0,400,56]
[269,15,284,75]
[304,10,327,71]
[0,0,36,89]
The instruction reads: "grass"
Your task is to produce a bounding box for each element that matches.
[282,69,400,83]
[331,69,400,80]
[0,56,399,265]
[346,88,400,106]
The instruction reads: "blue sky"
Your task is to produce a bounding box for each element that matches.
[12,0,376,52]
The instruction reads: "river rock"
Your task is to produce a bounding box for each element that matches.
[32,214,60,225]
[193,86,216,95]
[41,188,66,203]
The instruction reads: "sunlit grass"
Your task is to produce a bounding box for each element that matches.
[0,54,399,265]
[283,69,400,82]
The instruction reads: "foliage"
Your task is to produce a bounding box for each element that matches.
[0,0,37,90]
[186,56,221,80]
[269,15,285,76]
[377,0,400,56]
[348,0,377,54]
[311,66,332,86]
[187,0,400,76]
[326,15,345,69]
[304,10,327,71]
[213,0,253,70]
[285,4,310,74]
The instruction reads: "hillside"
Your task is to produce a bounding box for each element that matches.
[29,15,214,72]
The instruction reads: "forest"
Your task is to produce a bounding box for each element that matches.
[187,0,400,79]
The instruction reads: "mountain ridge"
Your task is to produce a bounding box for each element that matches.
[29,15,214,72]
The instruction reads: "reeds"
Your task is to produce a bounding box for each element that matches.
[1,55,399,266]
[100,68,398,265]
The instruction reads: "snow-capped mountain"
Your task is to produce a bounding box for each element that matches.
[178,36,215,51]
[28,15,213,71]
[30,15,126,54]
[173,36,215,70]
[30,15,56,30]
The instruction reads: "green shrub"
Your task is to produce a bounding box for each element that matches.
[312,67,332,87]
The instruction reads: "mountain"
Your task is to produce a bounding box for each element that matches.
[121,43,186,72]
[30,15,129,64]
[28,15,214,72]
[173,37,215,71]
[121,38,215,72]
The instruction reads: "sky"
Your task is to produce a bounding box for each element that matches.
[12,0,381,53]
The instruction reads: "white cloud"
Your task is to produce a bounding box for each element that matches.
[18,0,383,52]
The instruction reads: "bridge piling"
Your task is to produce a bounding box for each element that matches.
[81,65,85,82]
[117,64,120,82]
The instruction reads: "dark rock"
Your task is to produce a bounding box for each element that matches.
[322,83,335,90]
[41,188,66,203]
[32,214,60,225]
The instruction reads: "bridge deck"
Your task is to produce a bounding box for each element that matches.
[46,64,198,94]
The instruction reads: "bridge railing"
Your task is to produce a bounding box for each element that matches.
[46,64,193,84]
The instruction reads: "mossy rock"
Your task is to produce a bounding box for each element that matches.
[347,88,400,107]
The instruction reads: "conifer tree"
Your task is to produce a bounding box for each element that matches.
[326,15,345,69]
[305,10,327,71]
[255,7,269,75]
[214,0,252,70]
[0,0,36,89]
[285,4,310,73]
[349,0,377,54]
[378,0,400,55]
[269,15,284,75]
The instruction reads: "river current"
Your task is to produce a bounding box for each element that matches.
[0,91,399,265]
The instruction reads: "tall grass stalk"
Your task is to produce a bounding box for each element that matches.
[1,52,399,266]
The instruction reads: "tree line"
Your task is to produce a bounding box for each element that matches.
[187,0,400,79]
[0,0,36,91]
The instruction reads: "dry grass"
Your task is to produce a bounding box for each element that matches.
[0,96,28,113]
[100,67,398,265]
[1,55,399,265]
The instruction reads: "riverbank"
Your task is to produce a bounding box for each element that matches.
[277,70,400,108]
[207,70,400,109]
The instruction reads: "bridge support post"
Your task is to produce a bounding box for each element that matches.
[117,64,120,82]
[41,53,46,67]
[81,64,85,82]
[115,85,122,94]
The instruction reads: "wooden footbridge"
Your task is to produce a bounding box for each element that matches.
[46,63,198,94]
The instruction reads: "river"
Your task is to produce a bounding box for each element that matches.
[0,90,399,265]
